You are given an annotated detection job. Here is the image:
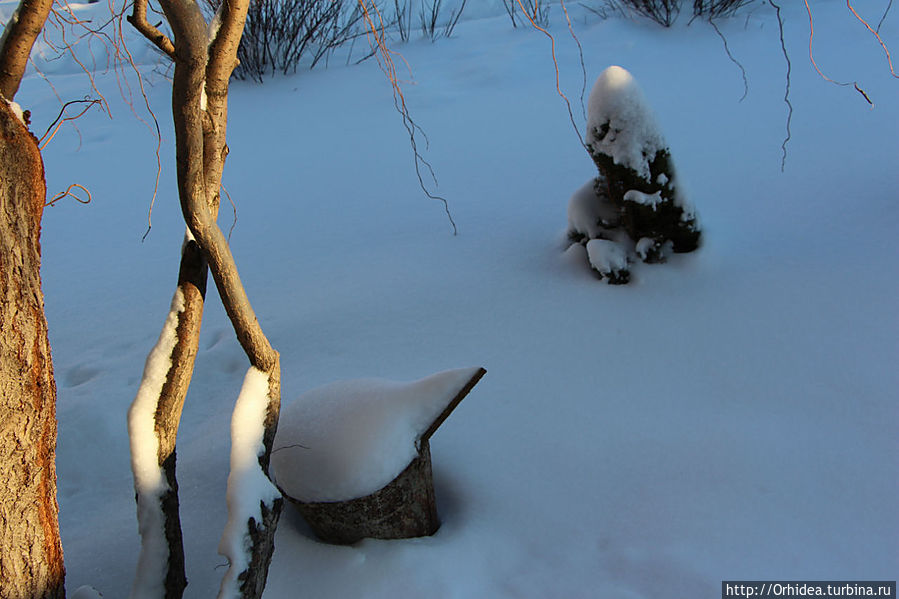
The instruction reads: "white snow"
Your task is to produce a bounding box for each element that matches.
[217,366,280,599]
[126,288,185,599]
[623,188,663,210]
[5,98,24,124]
[567,178,613,239]
[271,367,483,503]
[585,238,629,276]
[20,2,898,597]
[635,237,657,261]
[72,586,103,599]
[586,65,665,181]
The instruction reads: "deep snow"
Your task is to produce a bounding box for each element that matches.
[9,0,897,597]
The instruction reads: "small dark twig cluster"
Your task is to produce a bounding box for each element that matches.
[501,0,550,28]
[588,0,751,27]
[419,0,468,41]
[692,0,753,20]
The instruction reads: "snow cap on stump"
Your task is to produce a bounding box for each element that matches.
[271,366,486,544]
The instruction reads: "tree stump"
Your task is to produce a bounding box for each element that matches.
[272,367,486,545]
[288,440,439,544]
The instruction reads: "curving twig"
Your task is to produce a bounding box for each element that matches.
[38,97,102,149]
[847,0,898,78]
[45,183,92,207]
[803,0,875,106]
[709,19,748,102]
[357,0,458,234]
[515,0,585,148]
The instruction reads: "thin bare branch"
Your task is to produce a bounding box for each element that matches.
[769,0,792,171]
[358,0,458,234]
[877,0,892,33]
[803,0,876,105]
[515,0,585,148]
[560,0,588,122]
[38,97,102,148]
[45,182,91,207]
[847,0,898,78]
[127,0,176,59]
[709,19,748,102]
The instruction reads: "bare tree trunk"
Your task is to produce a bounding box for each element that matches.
[129,238,208,599]
[129,1,281,596]
[0,100,65,599]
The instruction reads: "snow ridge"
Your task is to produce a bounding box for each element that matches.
[127,288,185,599]
[217,366,280,599]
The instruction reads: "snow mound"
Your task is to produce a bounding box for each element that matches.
[586,65,665,181]
[72,586,103,599]
[568,179,617,240]
[271,367,483,503]
[586,239,630,284]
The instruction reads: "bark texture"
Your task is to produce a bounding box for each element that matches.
[156,239,208,599]
[0,0,53,99]
[291,442,440,545]
[0,99,65,599]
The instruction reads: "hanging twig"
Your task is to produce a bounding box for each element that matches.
[560,0,588,122]
[357,0,458,234]
[515,0,585,148]
[709,19,748,102]
[38,97,102,149]
[222,183,238,242]
[803,0,875,106]
[847,0,898,78]
[876,0,892,33]
[769,0,792,172]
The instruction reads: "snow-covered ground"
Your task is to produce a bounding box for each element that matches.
[13,0,897,596]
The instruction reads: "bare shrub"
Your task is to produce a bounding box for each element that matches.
[500,0,550,28]
[692,0,754,20]
[591,0,752,27]
[208,0,372,82]
[419,0,468,41]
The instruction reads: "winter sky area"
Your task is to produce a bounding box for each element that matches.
[7,0,897,596]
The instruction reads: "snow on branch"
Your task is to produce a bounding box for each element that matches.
[127,288,185,599]
[217,366,282,599]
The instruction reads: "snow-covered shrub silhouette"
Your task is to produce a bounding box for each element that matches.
[567,65,700,283]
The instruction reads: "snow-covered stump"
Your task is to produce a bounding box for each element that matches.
[271,367,486,545]
[568,65,701,282]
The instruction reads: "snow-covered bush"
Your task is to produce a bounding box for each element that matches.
[567,65,700,283]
